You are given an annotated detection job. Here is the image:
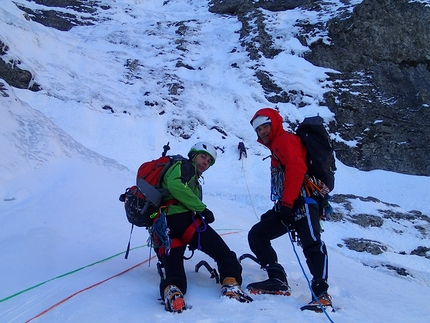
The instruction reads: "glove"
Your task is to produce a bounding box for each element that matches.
[200,208,215,224]
[260,208,275,221]
[279,206,295,229]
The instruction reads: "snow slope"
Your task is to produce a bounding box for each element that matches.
[1,1,430,322]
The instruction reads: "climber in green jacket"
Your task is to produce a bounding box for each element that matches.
[154,142,253,313]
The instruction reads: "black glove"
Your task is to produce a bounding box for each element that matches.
[279,206,295,229]
[260,208,275,221]
[200,208,215,224]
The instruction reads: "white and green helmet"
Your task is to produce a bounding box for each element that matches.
[188,142,217,166]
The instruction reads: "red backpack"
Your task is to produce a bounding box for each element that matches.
[119,155,186,228]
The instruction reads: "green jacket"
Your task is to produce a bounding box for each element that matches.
[160,159,206,215]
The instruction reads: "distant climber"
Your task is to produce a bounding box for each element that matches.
[238,142,247,160]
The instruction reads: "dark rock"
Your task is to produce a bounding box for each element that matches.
[209,0,316,14]
[102,105,114,113]
[349,213,384,228]
[382,264,411,276]
[0,41,41,90]
[304,0,430,176]
[344,238,387,255]
[410,246,430,259]
[14,0,102,31]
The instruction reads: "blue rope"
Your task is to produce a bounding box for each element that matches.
[287,230,335,323]
[151,210,171,254]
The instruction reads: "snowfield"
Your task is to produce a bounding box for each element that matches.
[1,1,430,322]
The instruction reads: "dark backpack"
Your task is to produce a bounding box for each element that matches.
[119,154,186,228]
[295,116,336,192]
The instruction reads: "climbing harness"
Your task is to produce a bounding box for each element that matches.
[303,175,333,221]
[303,174,330,197]
[151,211,207,259]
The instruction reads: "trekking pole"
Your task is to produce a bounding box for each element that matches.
[286,229,335,322]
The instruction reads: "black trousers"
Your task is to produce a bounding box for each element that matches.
[158,212,242,297]
[248,201,328,295]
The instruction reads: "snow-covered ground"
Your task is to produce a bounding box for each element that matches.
[1,1,430,322]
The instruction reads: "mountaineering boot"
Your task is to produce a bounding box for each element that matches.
[247,263,291,296]
[163,285,186,313]
[300,292,332,312]
[247,278,291,295]
[310,278,329,298]
[221,277,253,303]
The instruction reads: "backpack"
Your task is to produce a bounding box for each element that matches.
[119,154,186,228]
[295,116,336,192]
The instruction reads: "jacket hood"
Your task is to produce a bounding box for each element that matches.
[250,108,285,147]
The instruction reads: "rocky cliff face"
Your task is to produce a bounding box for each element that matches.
[1,0,429,175]
[210,0,430,176]
[305,0,430,176]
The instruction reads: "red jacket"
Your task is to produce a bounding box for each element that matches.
[250,108,307,208]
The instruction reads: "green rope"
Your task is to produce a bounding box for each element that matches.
[0,228,245,303]
[0,244,146,303]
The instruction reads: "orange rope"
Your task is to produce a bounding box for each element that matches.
[24,230,242,322]
[25,257,156,323]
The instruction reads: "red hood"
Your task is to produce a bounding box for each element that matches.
[250,108,285,148]
[250,107,307,208]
